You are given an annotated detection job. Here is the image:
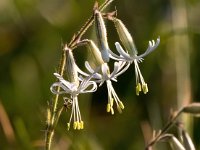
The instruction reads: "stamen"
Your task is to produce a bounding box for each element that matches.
[67,123,70,130]
[73,121,78,130]
[107,103,111,112]
[119,101,125,109]
[136,83,141,96]
[142,83,148,94]
[80,121,84,129]
[110,107,114,115]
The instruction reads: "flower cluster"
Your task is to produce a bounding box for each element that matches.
[50,3,160,130]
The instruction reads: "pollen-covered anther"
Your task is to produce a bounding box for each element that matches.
[136,83,142,96]
[86,40,104,66]
[80,121,84,129]
[73,121,78,130]
[94,7,110,63]
[119,101,125,109]
[107,103,111,112]
[142,83,148,94]
[110,107,114,115]
[77,122,81,130]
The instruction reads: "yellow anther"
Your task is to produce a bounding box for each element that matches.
[80,121,84,129]
[107,104,111,112]
[67,123,70,130]
[73,122,78,130]
[142,83,148,94]
[138,83,142,91]
[136,83,141,96]
[119,101,124,109]
[111,107,114,115]
[77,122,81,130]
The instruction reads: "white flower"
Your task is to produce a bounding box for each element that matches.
[50,73,97,130]
[109,37,160,95]
[83,61,130,114]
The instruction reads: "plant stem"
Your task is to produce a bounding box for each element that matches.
[45,0,115,150]
[145,108,184,150]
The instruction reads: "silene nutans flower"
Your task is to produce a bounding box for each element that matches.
[94,5,110,63]
[81,40,130,114]
[108,17,160,95]
[50,49,97,130]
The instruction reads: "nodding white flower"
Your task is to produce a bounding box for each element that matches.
[50,73,97,130]
[84,61,130,114]
[50,49,97,130]
[112,38,160,96]
[108,18,160,95]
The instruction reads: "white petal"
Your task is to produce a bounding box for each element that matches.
[53,73,73,89]
[115,42,133,61]
[80,81,97,93]
[84,61,102,79]
[50,82,71,94]
[136,37,160,59]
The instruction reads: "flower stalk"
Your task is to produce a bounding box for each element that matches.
[45,0,115,149]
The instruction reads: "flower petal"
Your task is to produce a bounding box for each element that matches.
[136,37,160,59]
[115,42,133,61]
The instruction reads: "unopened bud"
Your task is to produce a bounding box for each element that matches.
[142,83,148,94]
[87,40,104,66]
[94,8,110,63]
[183,103,200,116]
[73,121,78,130]
[113,18,137,57]
[107,103,111,112]
[136,83,141,96]
[66,49,79,86]
[80,121,84,129]
[110,107,114,115]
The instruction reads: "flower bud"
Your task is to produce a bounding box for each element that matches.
[113,18,137,57]
[65,49,79,86]
[94,9,110,63]
[87,40,104,66]
[182,103,200,116]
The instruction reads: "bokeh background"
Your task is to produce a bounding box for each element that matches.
[0,0,200,149]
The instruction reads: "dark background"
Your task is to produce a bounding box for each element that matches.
[0,0,200,149]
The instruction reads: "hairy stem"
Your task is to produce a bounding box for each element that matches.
[45,0,114,150]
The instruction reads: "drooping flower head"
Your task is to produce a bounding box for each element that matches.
[50,48,97,130]
[108,17,160,95]
[81,38,130,114]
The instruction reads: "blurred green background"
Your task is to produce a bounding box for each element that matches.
[0,0,200,149]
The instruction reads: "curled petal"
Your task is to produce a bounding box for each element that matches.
[50,82,71,94]
[115,42,133,61]
[85,61,102,79]
[136,37,160,59]
[114,62,131,78]
[54,73,76,90]
[80,81,97,93]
